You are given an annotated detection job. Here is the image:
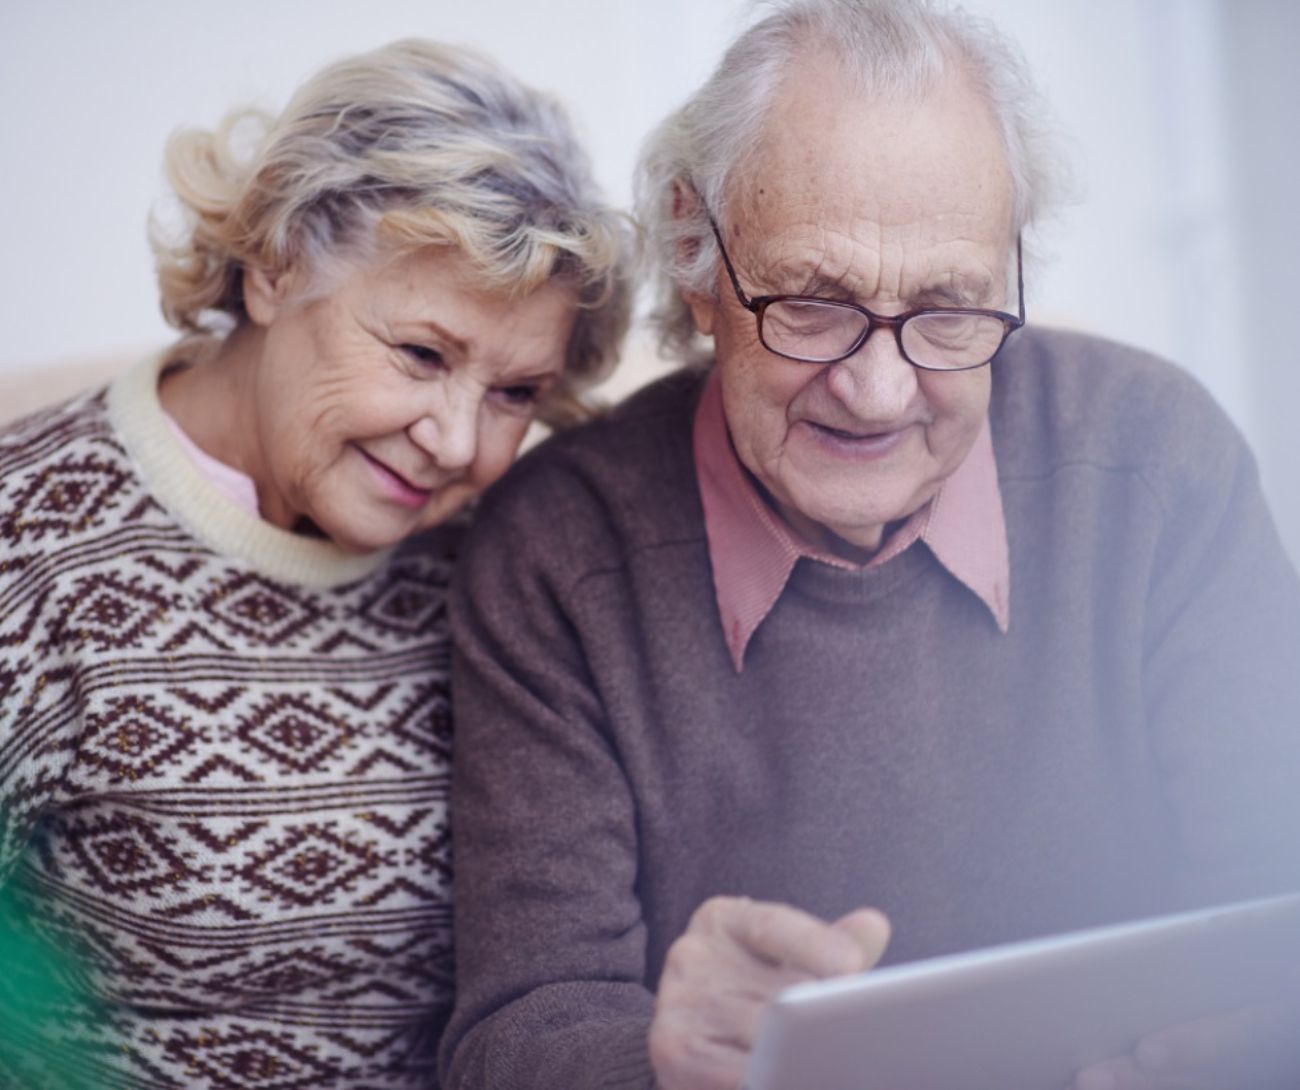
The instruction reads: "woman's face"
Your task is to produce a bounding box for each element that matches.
[244,246,577,552]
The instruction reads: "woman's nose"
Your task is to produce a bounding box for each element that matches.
[407,389,479,471]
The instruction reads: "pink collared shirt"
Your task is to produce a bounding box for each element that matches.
[692,370,1010,672]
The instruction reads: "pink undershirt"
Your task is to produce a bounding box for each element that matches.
[692,369,1011,672]
[163,412,261,518]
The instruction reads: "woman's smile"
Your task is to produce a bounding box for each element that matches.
[354,444,436,509]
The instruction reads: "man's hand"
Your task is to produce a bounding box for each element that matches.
[647,896,890,1090]
[1072,1000,1300,1090]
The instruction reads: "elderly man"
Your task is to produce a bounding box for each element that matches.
[439,2,1300,1088]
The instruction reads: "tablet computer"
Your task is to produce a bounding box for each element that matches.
[743,891,1300,1090]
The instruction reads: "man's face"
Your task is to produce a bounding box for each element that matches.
[688,59,1015,558]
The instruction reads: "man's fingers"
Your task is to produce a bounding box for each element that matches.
[647,1006,750,1090]
[697,896,866,978]
[1136,1002,1281,1071]
[657,930,805,1045]
[651,898,893,1090]
[1074,1056,1204,1090]
[1074,999,1300,1090]
[1073,1056,1164,1090]
[832,907,891,969]
[1135,1000,1300,1085]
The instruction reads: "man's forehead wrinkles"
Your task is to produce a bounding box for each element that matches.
[753,247,870,299]
[747,222,876,282]
[743,225,999,305]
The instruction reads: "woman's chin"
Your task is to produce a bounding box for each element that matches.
[302,510,409,554]
[312,498,465,553]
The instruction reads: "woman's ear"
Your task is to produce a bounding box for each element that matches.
[671,179,717,337]
[243,265,294,327]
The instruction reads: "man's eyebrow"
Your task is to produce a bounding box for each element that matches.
[911,280,992,307]
[793,273,859,300]
[758,264,997,308]
[755,264,859,301]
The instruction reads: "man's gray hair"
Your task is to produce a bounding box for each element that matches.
[634,0,1066,364]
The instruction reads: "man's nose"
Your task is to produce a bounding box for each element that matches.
[407,385,480,471]
[822,323,918,418]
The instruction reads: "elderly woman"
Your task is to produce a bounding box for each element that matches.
[0,38,629,1089]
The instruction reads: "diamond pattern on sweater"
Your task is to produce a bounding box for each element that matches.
[237,824,388,907]
[0,386,455,1088]
[81,695,201,784]
[202,573,328,645]
[160,1023,344,1090]
[1,452,129,542]
[234,693,353,774]
[50,571,176,652]
[358,572,446,635]
[60,812,198,898]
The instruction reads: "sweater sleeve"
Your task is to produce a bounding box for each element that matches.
[0,661,82,883]
[439,464,658,1089]
[1140,376,1300,906]
[0,443,88,883]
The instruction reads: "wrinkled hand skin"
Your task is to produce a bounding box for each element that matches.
[1072,999,1300,1090]
[647,896,891,1090]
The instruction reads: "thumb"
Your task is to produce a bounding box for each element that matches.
[832,907,891,971]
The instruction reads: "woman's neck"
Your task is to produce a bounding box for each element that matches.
[158,325,267,489]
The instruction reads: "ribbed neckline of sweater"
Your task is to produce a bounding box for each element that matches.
[107,353,391,589]
[787,540,937,605]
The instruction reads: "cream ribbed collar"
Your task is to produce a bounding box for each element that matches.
[107,353,391,588]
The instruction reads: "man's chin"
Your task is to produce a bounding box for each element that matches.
[777,481,933,553]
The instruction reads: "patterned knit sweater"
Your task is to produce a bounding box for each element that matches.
[0,356,454,1089]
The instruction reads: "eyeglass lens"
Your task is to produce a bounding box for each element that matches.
[761,300,1009,369]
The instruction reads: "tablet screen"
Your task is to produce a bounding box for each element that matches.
[744,891,1300,1090]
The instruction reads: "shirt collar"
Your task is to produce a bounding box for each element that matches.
[693,369,1010,672]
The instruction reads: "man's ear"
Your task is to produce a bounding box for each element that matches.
[671,179,717,337]
[243,265,295,327]
[684,287,717,337]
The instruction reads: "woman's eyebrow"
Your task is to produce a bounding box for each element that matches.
[499,365,563,385]
[405,319,470,355]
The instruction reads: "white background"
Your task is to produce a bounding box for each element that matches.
[1,1,1296,558]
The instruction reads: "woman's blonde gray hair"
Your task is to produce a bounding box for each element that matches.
[634,0,1067,364]
[153,38,632,417]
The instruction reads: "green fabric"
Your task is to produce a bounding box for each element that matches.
[0,882,105,1089]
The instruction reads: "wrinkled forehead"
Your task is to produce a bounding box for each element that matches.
[731,57,1015,249]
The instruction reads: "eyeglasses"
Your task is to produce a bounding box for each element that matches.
[707,215,1025,372]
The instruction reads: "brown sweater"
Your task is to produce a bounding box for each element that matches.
[440,328,1300,1089]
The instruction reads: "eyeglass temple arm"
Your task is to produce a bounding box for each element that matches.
[707,214,757,311]
[1014,235,1025,325]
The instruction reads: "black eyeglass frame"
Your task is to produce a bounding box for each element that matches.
[707,214,1025,372]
